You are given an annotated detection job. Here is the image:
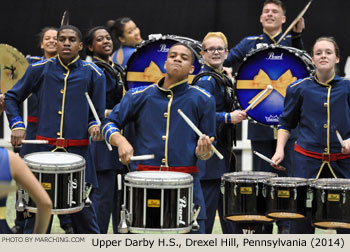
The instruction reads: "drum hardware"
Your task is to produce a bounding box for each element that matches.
[306,186,313,208]
[191,205,201,232]
[118,205,130,233]
[15,189,25,212]
[84,183,92,207]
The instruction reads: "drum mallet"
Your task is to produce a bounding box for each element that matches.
[8,140,49,144]
[177,109,223,160]
[119,154,155,162]
[253,150,286,171]
[244,85,273,112]
[85,92,113,151]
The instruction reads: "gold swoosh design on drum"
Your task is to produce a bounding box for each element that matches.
[0,44,29,93]
[127,61,196,83]
[236,69,297,110]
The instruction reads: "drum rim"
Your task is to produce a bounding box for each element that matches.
[309,178,350,189]
[222,171,278,182]
[125,171,193,185]
[266,177,308,186]
[23,151,85,171]
[233,44,315,126]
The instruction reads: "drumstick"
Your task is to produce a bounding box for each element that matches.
[244,85,273,112]
[85,92,113,151]
[336,130,345,148]
[119,154,155,162]
[253,151,286,171]
[276,0,313,45]
[7,140,49,144]
[177,109,224,160]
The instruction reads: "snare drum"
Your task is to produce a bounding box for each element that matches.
[221,171,277,222]
[310,178,350,229]
[23,152,85,214]
[234,45,314,125]
[265,177,308,219]
[123,171,193,233]
[125,35,203,90]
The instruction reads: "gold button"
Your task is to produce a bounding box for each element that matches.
[324,148,328,152]
[60,89,64,94]
[57,132,61,136]
[58,111,62,115]
[162,135,166,140]
[324,103,328,107]
[164,112,168,118]
[161,158,166,163]
[167,94,172,98]
[323,124,328,128]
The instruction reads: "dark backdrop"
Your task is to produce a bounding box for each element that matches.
[1,0,349,74]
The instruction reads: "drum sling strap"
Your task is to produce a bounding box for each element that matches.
[294,143,350,179]
[36,135,89,148]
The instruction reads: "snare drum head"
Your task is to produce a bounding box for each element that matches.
[222,171,277,183]
[235,45,313,125]
[24,152,85,171]
[125,35,202,90]
[125,171,193,186]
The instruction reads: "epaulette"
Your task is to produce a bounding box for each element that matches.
[131,84,154,95]
[28,56,42,60]
[246,35,262,40]
[31,59,52,67]
[83,62,103,76]
[190,85,212,98]
[290,77,311,88]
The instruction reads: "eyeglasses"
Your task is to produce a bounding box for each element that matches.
[203,47,227,53]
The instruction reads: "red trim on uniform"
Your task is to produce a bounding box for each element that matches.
[27,116,38,123]
[294,143,350,162]
[36,135,89,147]
[137,164,199,173]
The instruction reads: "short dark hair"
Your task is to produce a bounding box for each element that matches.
[84,26,112,56]
[263,0,286,15]
[58,25,82,42]
[37,27,58,47]
[169,42,195,64]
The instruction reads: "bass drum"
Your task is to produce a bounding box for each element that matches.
[234,45,314,125]
[125,34,203,90]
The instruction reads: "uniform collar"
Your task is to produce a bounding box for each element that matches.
[156,77,188,93]
[57,55,81,70]
[203,63,225,76]
[93,56,112,64]
[313,72,339,86]
[263,29,283,44]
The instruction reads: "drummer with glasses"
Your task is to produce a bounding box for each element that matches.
[223,0,305,234]
[194,32,246,234]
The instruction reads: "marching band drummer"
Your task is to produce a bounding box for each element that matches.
[0,147,52,234]
[194,32,246,234]
[223,0,305,234]
[5,25,105,234]
[10,27,74,235]
[272,37,350,234]
[110,17,143,68]
[84,26,126,234]
[101,43,217,234]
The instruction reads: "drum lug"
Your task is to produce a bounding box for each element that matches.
[262,185,266,198]
[191,205,201,232]
[342,191,346,205]
[15,189,26,212]
[118,205,129,234]
[321,190,325,204]
[270,186,275,200]
[293,188,297,200]
[306,187,313,208]
[84,183,92,207]
[256,184,259,197]
[220,179,225,194]
[234,184,238,197]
